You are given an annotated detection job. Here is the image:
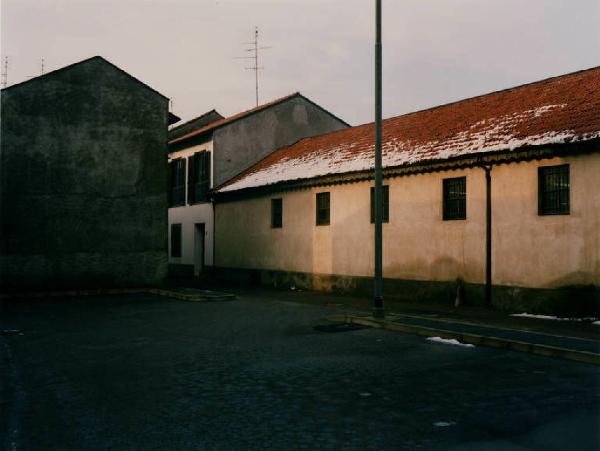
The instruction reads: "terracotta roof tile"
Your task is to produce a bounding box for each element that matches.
[219,67,600,193]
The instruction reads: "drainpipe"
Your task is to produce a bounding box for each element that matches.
[484,166,492,306]
[212,200,216,278]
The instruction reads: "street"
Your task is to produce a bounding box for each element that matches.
[1,292,598,450]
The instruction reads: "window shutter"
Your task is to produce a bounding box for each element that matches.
[205,151,212,192]
[187,156,195,204]
[198,152,206,200]
[168,161,173,206]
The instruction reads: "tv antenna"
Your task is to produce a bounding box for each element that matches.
[1,57,7,88]
[26,58,46,80]
[234,26,272,106]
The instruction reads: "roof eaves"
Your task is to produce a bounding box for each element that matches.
[214,139,600,199]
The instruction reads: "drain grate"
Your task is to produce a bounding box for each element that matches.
[314,322,369,333]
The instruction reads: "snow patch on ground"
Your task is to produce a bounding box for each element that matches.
[433,421,457,427]
[426,337,475,348]
[511,313,598,322]
[593,321,600,326]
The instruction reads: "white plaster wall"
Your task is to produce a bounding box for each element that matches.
[491,154,600,287]
[215,153,600,289]
[168,202,213,266]
[168,139,214,266]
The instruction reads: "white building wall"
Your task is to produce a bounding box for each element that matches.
[168,203,214,266]
[215,153,600,289]
[168,140,214,267]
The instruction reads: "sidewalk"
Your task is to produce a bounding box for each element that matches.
[215,285,600,364]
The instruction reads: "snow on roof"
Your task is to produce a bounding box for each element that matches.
[218,67,600,193]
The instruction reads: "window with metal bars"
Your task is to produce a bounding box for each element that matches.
[443,176,466,220]
[188,151,211,204]
[168,159,186,207]
[538,164,569,215]
[271,198,282,228]
[316,192,330,226]
[370,185,389,223]
[170,224,182,258]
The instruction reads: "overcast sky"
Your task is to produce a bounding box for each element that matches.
[2,0,599,125]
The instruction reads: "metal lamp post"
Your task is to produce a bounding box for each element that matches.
[373,0,384,318]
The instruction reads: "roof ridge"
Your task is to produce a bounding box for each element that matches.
[273,66,600,140]
[1,55,171,100]
[374,65,600,127]
[169,92,302,144]
[169,109,223,131]
[217,66,600,194]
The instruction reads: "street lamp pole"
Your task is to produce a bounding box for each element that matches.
[373,0,384,318]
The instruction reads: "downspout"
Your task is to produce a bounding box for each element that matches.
[484,166,492,306]
[212,200,216,276]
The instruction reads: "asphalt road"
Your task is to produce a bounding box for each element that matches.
[1,293,598,450]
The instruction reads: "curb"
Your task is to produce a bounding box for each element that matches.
[0,288,146,300]
[147,288,236,302]
[330,314,600,365]
[0,288,236,303]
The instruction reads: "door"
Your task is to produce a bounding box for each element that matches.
[194,223,205,277]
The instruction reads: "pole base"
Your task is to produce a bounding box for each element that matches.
[372,307,385,319]
[373,296,385,318]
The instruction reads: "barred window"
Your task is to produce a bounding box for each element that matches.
[370,185,389,223]
[170,224,182,258]
[271,198,283,228]
[316,192,330,226]
[443,177,466,220]
[538,165,569,215]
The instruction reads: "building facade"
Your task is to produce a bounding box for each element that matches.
[0,56,177,291]
[213,68,600,314]
[167,93,349,277]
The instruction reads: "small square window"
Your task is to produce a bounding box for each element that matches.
[316,192,330,226]
[171,224,182,258]
[271,198,282,228]
[370,185,389,223]
[538,165,569,215]
[443,177,466,220]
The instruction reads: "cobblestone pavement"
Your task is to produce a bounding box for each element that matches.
[1,293,598,450]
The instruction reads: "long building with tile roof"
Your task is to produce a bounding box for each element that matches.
[212,68,600,315]
[217,67,599,195]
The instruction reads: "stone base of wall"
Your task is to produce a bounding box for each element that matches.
[167,263,195,279]
[213,266,600,316]
[0,252,167,292]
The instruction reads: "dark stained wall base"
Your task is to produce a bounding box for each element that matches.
[0,252,167,292]
[212,266,600,317]
[168,264,195,279]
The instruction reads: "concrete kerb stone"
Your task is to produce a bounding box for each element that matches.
[0,288,237,303]
[147,288,236,302]
[328,314,600,365]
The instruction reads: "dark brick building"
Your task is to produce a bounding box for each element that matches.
[0,56,178,291]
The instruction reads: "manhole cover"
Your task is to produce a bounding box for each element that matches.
[314,322,368,333]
